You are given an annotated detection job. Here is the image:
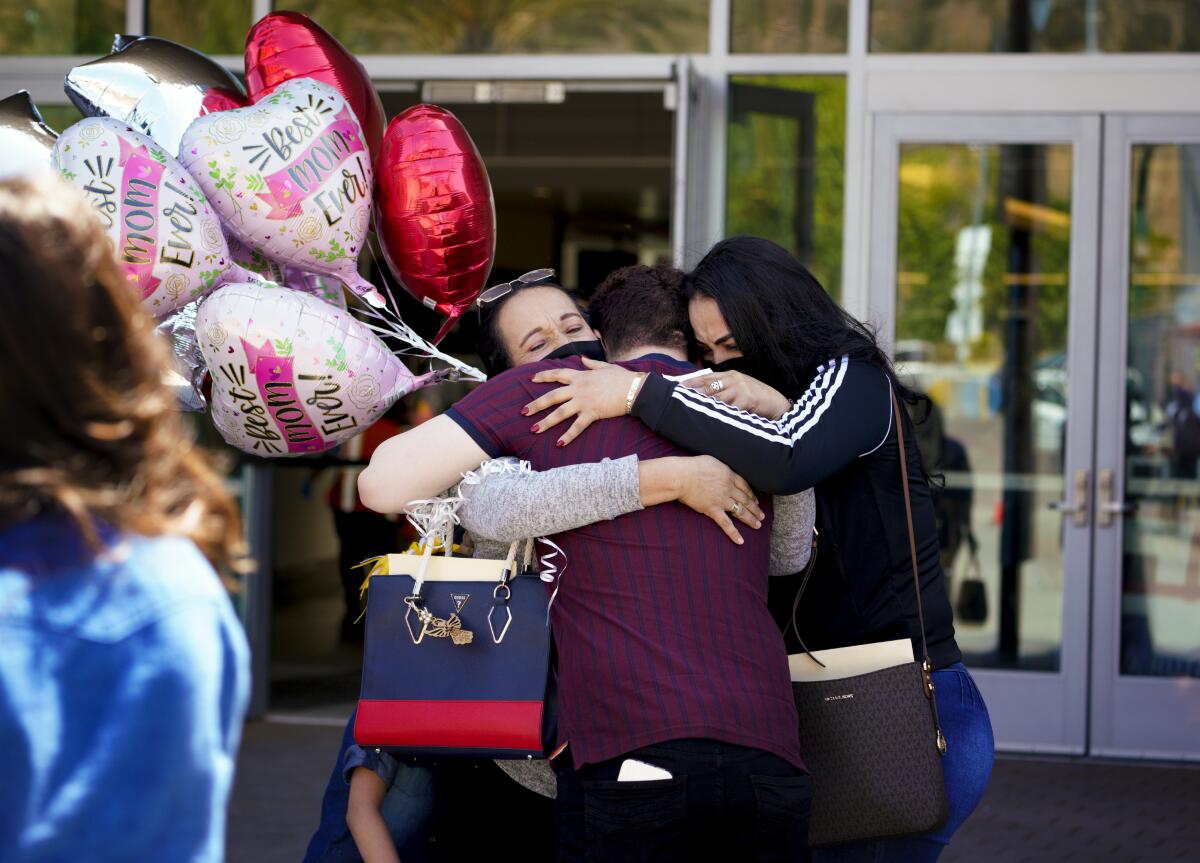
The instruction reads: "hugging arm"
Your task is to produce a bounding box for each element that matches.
[458,454,769,546]
[523,357,892,495]
[770,489,816,575]
[631,357,892,495]
[457,456,644,543]
[358,415,488,513]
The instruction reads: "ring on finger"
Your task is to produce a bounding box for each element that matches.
[730,501,743,516]
[709,379,725,394]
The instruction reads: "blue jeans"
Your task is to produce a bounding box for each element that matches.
[302,710,436,863]
[813,663,994,863]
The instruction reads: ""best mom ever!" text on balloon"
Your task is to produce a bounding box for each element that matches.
[52,117,249,317]
[197,282,446,457]
[179,77,384,308]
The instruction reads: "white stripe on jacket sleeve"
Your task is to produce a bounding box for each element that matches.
[667,355,850,447]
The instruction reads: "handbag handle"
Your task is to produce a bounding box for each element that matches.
[413,537,525,596]
[788,530,825,667]
[893,388,948,754]
[892,387,933,673]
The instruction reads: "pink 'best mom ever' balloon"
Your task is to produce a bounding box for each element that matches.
[179,77,384,308]
[52,117,248,317]
[197,282,446,457]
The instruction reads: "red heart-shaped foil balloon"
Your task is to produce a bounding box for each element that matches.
[245,11,385,160]
[375,104,496,342]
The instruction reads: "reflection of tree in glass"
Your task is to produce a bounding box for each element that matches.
[870,0,1198,53]
[287,0,708,53]
[0,0,124,55]
[896,144,1071,363]
[147,0,254,56]
[731,0,849,53]
[725,76,845,299]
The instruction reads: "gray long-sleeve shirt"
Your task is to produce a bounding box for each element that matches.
[457,456,815,575]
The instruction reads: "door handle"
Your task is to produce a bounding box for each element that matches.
[1097,468,1134,528]
[1048,469,1090,528]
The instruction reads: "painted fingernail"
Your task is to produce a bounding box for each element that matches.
[556,439,565,448]
[520,407,530,416]
[530,424,540,433]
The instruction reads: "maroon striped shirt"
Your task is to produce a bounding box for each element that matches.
[447,354,803,770]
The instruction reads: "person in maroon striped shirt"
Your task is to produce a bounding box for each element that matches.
[359,268,810,863]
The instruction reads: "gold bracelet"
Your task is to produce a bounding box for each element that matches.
[625,373,647,415]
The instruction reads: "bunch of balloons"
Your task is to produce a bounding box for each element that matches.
[1,13,495,456]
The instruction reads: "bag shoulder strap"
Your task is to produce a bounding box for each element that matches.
[788,384,935,670]
[892,387,933,670]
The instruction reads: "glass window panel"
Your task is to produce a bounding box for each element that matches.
[871,0,1200,53]
[731,0,849,53]
[893,142,1073,670]
[725,75,845,299]
[0,0,123,55]
[280,1,708,54]
[36,104,85,136]
[148,0,254,56]
[1121,143,1200,679]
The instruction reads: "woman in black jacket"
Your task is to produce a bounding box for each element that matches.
[521,236,994,862]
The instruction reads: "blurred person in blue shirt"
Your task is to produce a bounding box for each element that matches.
[0,176,251,862]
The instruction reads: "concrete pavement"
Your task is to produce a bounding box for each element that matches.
[227,719,1200,862]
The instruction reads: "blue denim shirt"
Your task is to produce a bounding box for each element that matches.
[0,515,250,862]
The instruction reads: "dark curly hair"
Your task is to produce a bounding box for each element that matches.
[589,264,687,359]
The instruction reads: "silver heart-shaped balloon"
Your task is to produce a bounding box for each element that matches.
[65,35,247,156]
[0,91,58,178]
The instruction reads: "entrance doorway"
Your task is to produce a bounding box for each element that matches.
[374,82,678,355]
[263,78,683,719]
[870,112,1200,759]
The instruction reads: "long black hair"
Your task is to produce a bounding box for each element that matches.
[682,236,925,409]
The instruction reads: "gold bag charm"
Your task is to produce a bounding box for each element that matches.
[405,597,474,646]
[428,612,475,646]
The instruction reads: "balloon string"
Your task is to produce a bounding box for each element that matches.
[537,537,568,623]
[355,305,484,382]
[366,235,407,322]
[404,494,464,553]
[354,240,486,382]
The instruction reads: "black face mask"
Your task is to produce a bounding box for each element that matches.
[710,355,751,375]
[710,354,791,395]
[545,339,607,363]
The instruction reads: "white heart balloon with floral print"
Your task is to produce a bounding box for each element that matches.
[197,281,447,457]
[179,77,384,308]
[52,117,250,317]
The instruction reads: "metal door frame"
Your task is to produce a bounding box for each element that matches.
[869,113,1103,754]
[1091,114,1200,760]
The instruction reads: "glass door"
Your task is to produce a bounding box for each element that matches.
[870,114,1102,753]
[1091,115,1200,760]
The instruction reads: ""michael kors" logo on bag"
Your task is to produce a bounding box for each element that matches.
[824,693,854,702]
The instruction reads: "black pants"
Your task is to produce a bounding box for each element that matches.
[554,738,811,863]
[431,760,555,862]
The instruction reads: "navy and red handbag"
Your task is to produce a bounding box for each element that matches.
[354,539,552,759]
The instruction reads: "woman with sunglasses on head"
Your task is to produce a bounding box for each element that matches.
[457,266,806,555]
[323,266,813,863]
[518,238,994,863]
